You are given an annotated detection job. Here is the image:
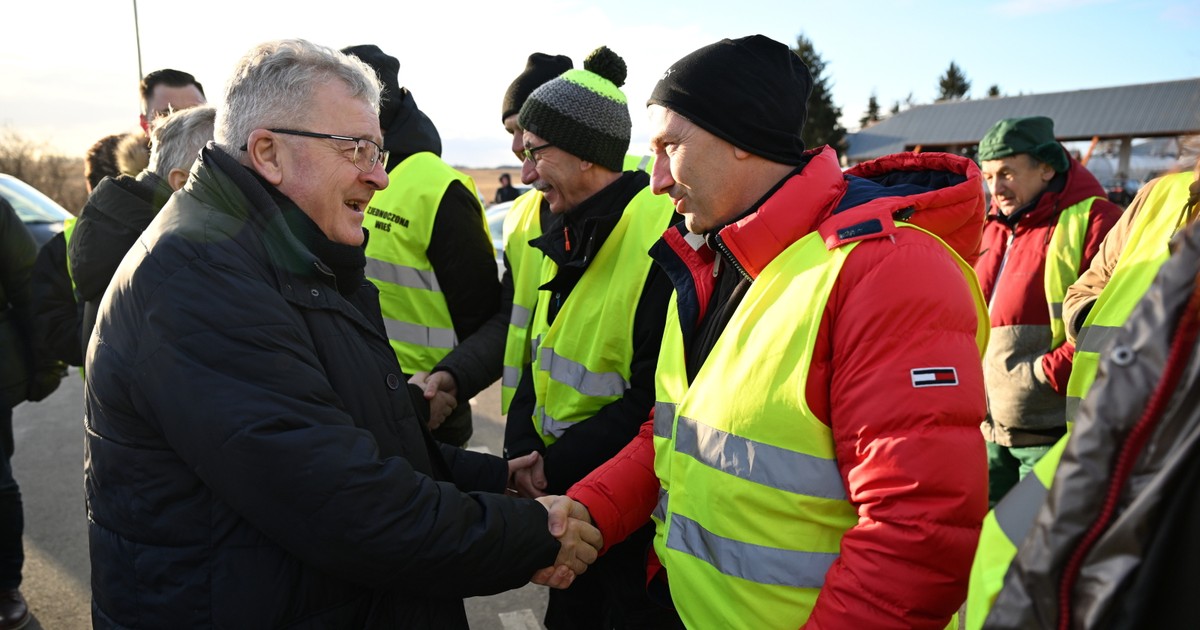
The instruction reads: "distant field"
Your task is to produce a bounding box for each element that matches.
[460,167,523,207]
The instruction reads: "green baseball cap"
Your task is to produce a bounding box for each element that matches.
[978,116,1068,173]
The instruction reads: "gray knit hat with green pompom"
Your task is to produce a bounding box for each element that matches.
[518,46,630,172]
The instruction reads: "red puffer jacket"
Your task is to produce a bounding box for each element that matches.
[570,147,989,629]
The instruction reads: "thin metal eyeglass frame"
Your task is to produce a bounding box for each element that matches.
[268,128,389,172]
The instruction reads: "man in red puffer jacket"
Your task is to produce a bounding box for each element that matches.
[547,34,992,629]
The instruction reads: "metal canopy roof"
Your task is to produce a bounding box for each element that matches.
[846,77,1200,162]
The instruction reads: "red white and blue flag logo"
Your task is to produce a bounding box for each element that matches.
[911,367,959,388]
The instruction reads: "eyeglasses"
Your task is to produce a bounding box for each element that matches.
[267,128,389,173]
[522,143,553,164]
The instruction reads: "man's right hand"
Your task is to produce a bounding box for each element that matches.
[409,370,458,429]
[531,495,602,589]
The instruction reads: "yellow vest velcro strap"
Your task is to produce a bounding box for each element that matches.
[653,488,668,522]
[536,406,572,438]
[993,472,1048,546]
[502,365,522,389]
[538,346,630,397]
[676,415,847,500]
[383,319,457,349]
[668,512,839,588]
[510,304,531,329]
[364,258,441,292]
[654,401,676,438]
[1076,324,1122,354]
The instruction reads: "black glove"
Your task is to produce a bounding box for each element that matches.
[26,361,67,402]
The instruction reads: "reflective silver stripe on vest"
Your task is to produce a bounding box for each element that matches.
[668,512,837,588]
[1077,324,1123,354]
[1065,396,1081,423]
[502,365,522,388]
[1049,302,1063,319]
[536,406,573,438]
[675,415,847,500]
[364,258,441,292]
[383,319,457,349]
[654,401,676,439]
[636,155,651,172]
[510,304,531,329]
[538,346,630,397]
[653,488,668,522]
[993,472,1049,546]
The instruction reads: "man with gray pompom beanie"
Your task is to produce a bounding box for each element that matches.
[507,46,685,630]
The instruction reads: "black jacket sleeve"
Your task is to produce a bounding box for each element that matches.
[31,233,83,366]
[503,265,674,495]
[503,361,541,460]
[427,180,500,342]
[433,252,513,401]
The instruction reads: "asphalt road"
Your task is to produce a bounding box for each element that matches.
[11,368,550,629]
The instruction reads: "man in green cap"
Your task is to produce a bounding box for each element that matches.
[972,115,1121,506]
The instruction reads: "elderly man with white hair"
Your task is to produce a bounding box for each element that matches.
[83,38,599,629]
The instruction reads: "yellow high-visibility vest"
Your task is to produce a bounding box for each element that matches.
[652,223,986,628]
[527,186,672,444]
[363,152,485,372]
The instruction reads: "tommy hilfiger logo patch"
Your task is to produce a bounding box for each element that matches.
[911,367,959,388]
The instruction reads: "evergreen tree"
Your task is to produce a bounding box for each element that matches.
[937,61,971,101]
[987,84,1002,98]
[791,33,846,152]
[859,93,882,129]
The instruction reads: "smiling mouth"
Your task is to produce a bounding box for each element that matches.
[345,200,365,213]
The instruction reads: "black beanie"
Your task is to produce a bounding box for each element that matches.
[502,53,574,124]
[341,44,403,129]
[648,34,812,165]
[519,46,631,173]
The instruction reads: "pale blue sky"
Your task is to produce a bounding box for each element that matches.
[2,0,1197,167]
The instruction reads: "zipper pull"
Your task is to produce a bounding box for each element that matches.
[563,225,572,252]
[712,253,722,278]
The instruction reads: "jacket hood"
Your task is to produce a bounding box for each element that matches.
[844,151,987,263]
[382,87,442,169]
[719,148,986,278]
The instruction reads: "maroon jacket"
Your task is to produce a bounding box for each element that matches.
[974,154,1121,447]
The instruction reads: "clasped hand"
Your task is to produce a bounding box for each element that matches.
[408,371,458,430]
[529,495,602,589]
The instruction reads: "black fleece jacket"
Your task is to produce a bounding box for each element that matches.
[503,171,679,494]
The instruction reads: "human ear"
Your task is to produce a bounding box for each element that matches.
[167,168,189,191]
[246,129,284,185]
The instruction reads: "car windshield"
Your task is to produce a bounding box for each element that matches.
[0,175,74,223]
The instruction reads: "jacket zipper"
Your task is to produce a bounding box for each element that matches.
[711,233,752,281]
[988,228,1016,312]
[313,261,338,294]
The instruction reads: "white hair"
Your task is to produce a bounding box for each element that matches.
[147,105,216,175]
[214,39,382,154]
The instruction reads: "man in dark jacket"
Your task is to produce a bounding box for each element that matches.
[0,198,46,630]
[69,105,216,358]
[340,45,497,447]
[84,38,599,629]
[412,51,572,424]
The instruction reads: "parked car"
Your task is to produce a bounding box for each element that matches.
[486,200,513,277]
[0,173,73,248]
